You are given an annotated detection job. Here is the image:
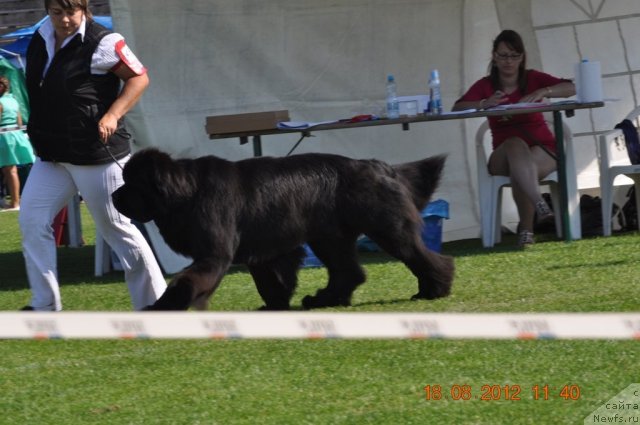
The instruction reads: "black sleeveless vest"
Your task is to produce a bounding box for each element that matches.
[26,21,131,164]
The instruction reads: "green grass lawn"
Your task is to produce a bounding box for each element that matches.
[0,206,638,424]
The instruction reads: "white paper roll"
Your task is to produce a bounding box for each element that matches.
[574,60,603,102]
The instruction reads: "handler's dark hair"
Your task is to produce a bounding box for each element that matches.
[45,0,93,19]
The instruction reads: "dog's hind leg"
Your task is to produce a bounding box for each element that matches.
[407,247,454,300]
[249,246,306,311]
[301,238,366,309]
[144,258,230,311]
[367,227,454,301]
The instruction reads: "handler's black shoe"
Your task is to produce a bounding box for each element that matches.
[20,306,34,311]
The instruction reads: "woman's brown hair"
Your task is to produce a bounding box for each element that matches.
[488,29,528,94]
[44,0,92,19]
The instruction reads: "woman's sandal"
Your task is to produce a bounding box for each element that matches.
[517,230,535,247]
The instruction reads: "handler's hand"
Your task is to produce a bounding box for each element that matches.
[98,112,118,143]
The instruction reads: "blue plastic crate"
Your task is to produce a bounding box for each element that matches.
[302,243,323,267]
[421,199,449,253]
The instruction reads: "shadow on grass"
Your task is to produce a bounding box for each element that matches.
[0,246,402,293]
[546,259,629,270]
[439,230,605,257]
[0,245,127,291]
[349,297,417,308]
[4,230,632,292]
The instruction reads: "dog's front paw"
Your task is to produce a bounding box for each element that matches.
[141,299,188,311]
[410,284,451,301]
[257,303,290,311]
[301,291,351,310]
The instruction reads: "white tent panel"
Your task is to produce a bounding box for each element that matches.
[111,0,494,242]
[110,0,640,243]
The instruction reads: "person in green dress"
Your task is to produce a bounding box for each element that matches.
[0,75,35,211]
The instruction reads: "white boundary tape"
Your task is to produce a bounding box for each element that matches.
[1,312,639,340]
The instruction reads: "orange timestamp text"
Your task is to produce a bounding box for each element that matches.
[423,384,581,401]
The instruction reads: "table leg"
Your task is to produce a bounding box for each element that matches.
[553,111,571,241]
[253,135,263,157]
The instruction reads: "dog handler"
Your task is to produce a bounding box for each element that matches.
[18,0,166,310]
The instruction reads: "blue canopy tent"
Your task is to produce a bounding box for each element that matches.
[0,38,30,69]
[0,16,112,69]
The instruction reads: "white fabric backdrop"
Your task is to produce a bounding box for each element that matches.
[110,0,638,243]
[110,0,492,242]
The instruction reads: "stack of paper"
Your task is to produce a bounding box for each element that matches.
[277,120,338,129]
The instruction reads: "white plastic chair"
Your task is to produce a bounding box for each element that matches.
[598,105,640,236]
[95,221,191,276]
[475,120,579,247]
[65,194,83,247]
[94,231,113,276]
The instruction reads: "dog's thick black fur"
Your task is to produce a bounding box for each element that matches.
[112,148,454,310]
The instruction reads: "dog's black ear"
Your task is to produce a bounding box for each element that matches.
[143,149,198,203]
[124,148,168,181]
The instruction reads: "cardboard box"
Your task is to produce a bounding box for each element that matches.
[206,110,290,135]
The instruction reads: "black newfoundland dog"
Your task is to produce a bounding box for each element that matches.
[112,148,454,310]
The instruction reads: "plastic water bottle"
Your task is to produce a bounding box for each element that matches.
[386,74,400,119]
[428,69,442,115]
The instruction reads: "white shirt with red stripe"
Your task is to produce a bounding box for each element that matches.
[37,16,146,76]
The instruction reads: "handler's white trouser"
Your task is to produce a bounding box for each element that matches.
[19,157,166,311]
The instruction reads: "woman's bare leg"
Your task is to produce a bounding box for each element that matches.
[1,166,20,208]
[488,138,557,232]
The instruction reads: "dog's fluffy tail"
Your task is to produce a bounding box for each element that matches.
[394,155,447,210]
